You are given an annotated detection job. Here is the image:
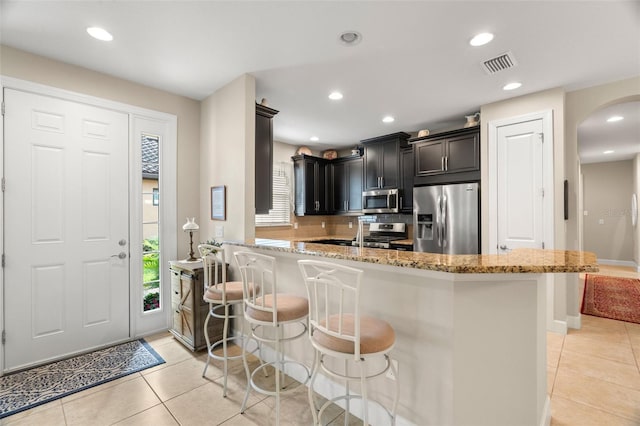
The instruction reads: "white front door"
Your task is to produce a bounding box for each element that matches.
[3,89,130,371]
[496,119,545,252]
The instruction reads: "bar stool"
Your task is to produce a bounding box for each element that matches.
[234,251,311,425]
[298,259,399,425]
[198,244,250,397]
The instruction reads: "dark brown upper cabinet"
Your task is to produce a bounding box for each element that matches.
[361,132,410,191]
[411,127,480,186]
[331,156,364,214]
[399,146,414,213]
[255,103,279,214]
[292,155,329,216]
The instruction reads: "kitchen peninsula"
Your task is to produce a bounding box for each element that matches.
[225,239,597,426]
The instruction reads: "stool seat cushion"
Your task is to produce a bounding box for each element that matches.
[313,314,395,355]
[246,294,309,323]
[204,281,250,302]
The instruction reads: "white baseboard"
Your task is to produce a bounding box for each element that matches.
[596,258,638,269]
[541,395,551,426]
[566,315,581,330]
[547,320,567,335]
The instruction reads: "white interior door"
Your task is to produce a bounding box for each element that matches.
[3,88,130,371]
[497,119,545,252]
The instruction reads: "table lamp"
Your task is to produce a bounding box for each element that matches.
[182,217,200,261]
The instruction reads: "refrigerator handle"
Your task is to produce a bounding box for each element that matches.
[436,195,442,247]
[441,194,448,247]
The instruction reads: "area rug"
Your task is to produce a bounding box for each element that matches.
[581,274,640,324]
[0,339,164,419]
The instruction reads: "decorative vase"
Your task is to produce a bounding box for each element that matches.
[464,112,480,128]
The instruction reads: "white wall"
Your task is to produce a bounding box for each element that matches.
[199,74,256,243]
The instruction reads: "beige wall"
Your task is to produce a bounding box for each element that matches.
[634,154,640,267]
[200,74,256,244]
[273,139,297,164]
[565,76,640,252]
[582,160,634,261]
[480,87,566,253]
[0,45,201,258]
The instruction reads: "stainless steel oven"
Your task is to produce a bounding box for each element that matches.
[362,188,399,214]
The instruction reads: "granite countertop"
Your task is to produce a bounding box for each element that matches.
[225,238,598,274]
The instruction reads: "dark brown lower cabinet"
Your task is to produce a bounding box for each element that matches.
[169,260,225,351]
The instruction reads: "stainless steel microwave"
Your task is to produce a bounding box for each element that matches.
[362,188,400,214]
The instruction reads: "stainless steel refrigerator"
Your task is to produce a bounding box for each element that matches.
[413,183,479,254]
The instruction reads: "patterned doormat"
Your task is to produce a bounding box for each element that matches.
[581,274,640,324]
[0,339,165,419]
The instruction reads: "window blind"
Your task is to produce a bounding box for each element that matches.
[255,162,292,226]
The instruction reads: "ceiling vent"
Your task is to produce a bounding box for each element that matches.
[481,51,518,75]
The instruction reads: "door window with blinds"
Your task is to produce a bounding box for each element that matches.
[256,162,292,226]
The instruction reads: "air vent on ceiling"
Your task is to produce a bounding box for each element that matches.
[481,51,518,75]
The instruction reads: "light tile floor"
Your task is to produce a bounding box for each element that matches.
[549,265,640,426]
[2,265,639,425]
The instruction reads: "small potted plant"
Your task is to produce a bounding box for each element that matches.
[143,292,160,311]
[199,239,222,256]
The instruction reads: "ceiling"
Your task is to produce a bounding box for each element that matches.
[1,1,639,161]
[578,101,640,164]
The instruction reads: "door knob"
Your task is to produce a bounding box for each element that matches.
[499,245,508,250]
[111,252,127,259]
[118,239,127,246]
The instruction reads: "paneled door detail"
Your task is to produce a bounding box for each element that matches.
[496,119,545,252]
[3,89,130,371]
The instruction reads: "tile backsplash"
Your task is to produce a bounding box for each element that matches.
[255,214,413,240]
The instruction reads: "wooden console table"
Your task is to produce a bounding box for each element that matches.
[168,260,226,351]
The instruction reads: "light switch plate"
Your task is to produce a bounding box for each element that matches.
[598,219,604,225]
[215,225,224,237]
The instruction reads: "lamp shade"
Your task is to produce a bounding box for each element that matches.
[182,217,199,231]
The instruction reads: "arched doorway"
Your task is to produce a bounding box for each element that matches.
[565,80,640,329]
[578,100,640,266]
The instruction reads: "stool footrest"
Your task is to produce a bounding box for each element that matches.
[249,360,310,397]
[207,335,259,362]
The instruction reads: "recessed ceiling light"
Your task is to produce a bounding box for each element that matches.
[503,82,522,91]
[338,31,362,46]
[310,136,319,142]
[382,116,395,123]
[328,91,343,100]
[87,27,113,41]
[607,116,624,123]
[603,150,615,154]
[470,32,494,47]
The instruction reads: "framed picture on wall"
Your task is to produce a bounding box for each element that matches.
[211,185,226,221]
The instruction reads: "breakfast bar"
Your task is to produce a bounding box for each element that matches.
[224,239,598,426]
